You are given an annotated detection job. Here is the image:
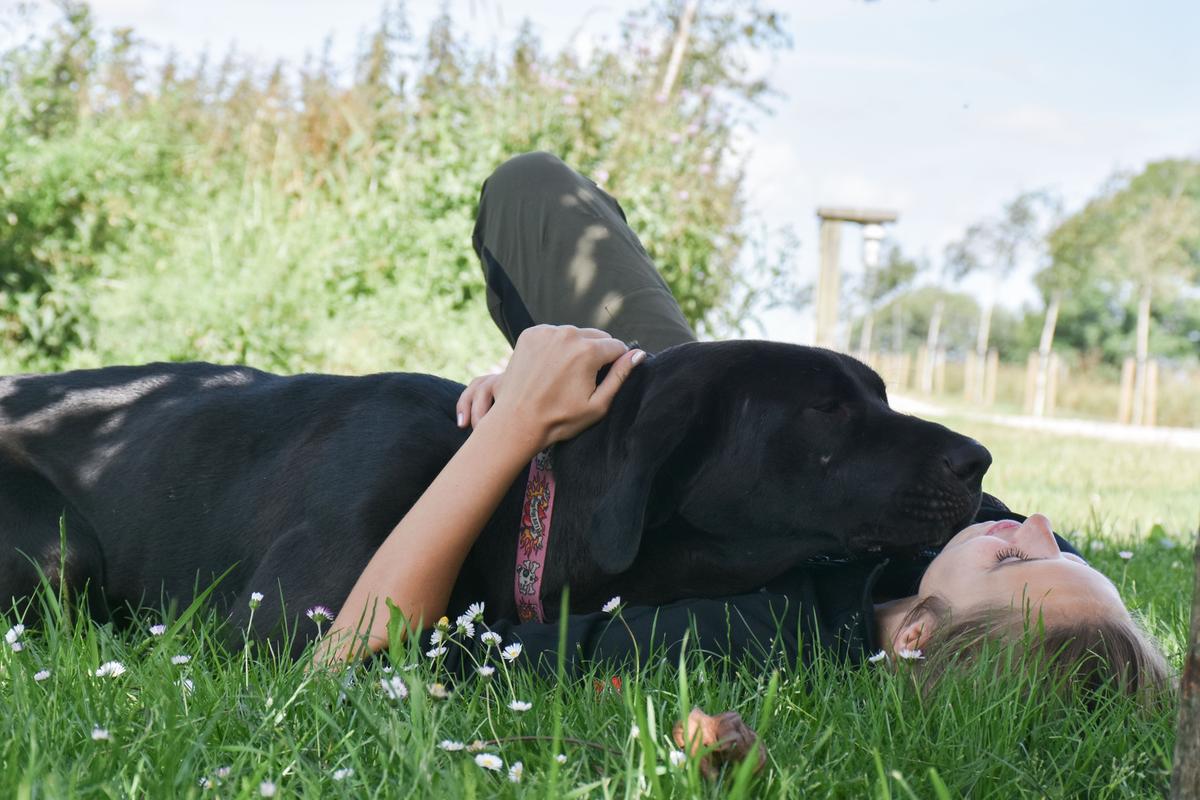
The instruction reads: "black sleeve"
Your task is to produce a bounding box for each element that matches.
[431,590,805,680]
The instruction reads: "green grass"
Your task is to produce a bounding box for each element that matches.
[1,421,1196,798]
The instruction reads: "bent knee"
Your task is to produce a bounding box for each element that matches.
[483,151,577,200]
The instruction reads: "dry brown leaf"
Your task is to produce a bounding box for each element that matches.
[671,706,767,780]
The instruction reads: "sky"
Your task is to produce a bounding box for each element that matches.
[5,0,1198,344]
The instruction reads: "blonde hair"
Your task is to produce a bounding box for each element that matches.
[903,596,1172,707]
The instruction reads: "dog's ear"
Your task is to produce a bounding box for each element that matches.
[580,363,699,576]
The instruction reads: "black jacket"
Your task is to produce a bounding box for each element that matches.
[432,497,1082,678]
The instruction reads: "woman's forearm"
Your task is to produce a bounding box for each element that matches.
[319,410,541,663]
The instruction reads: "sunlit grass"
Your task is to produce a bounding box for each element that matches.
[1,424,1194,798]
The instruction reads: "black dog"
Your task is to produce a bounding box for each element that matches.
[0,341,990,656]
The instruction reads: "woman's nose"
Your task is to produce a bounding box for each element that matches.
[1015,513,1060,556]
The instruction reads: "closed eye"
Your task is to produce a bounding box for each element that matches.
[994,547,1031,562]
[810,400,845,414]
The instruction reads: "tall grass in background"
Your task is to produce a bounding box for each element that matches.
[0,1,792,378]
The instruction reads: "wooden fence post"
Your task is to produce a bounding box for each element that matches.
[984,348,999,408]
[1170,538,1200,799]
[1146,360,1159,428]
[1118,357,1135,424]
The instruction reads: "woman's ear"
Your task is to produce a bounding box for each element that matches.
[892,598,941,656]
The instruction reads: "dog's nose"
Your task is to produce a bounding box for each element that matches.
[943,439,992,483]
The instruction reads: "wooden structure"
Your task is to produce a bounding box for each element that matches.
[1170,539,1200,799]
[814,207,898,350]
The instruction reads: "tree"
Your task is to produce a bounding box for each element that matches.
[944,190,1061,402]
[1043,159,1200,421]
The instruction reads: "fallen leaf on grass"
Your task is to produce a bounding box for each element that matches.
[671,706,766,780]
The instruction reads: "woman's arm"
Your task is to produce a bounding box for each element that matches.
[317,326,645,665]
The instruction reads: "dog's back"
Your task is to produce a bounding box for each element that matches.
[0,363,470,635]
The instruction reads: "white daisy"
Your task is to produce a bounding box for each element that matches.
[602,596,621,614]
[5,624,24,644]
[476,665,495,678]
[427,682,450,699]
[480,631,502,647]
[501,643,522,662]
[897,648,924,661]
[149,623,166,636]
[306,606,334,625]
[555,753,568,764]
[332,768,353,781]
[508,761,524,783]
[630,724,640,739]
[429,629,444,646]
[425,645,447,659]
[171,654,191,665]
[867,650,888,664]
[438,740,465,752]
[215,766,231,779]
[464,601,485,622]
[669,749,687,767]
[249,591,264,609]
[10,641,22,652]
[1118,550,1134,560]
[95,661,126,677]
[455,619,476,639]
[380,676,408,701]
[91,726,111,741]
[34,669,50,682]
[198,777,213,790]
[259,780,277,797]
[467,740,488,752]
[474,753,503,771]
[178,678,195,695]
[508,699,532,712]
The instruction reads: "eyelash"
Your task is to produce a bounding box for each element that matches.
[994,547,1031,562]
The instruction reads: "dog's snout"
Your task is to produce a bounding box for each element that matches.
[943,439,992,483]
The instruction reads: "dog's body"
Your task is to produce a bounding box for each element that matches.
[0,341,991,656]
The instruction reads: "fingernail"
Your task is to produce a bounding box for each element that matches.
[631,350,646,366]
[456,412,464,427]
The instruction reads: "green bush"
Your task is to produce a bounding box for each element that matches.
[0,1,791,377]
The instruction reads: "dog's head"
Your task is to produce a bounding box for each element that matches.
[555,340,991,599]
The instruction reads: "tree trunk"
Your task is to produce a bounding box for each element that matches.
[891,303,903,353]
[1170,540,1200,799]
[659,0,700,99]
[921,301,944,394]
[857,313,875,359]
[1032,292,1062,417]
[1132,285,1152,426]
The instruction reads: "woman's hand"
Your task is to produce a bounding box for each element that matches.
[458,325,645,451]
[319,325,643,667]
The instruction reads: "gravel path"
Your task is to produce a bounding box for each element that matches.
[891,394,1200,451]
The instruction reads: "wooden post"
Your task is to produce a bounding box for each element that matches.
[1118,357,1135,424]
[934,347,947,395]
[1146,360,1159,428]
[1170,539,1200,799]
[984,348,999,407]
[814,218,842,349]
[964,351,978,402]
[917,346,930,395]
[1046,352,1059,417]
[1024,352,1038,414]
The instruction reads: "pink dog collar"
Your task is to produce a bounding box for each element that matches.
[515,448,556,623]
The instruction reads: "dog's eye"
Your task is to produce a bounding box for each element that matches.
[811,400,844,414]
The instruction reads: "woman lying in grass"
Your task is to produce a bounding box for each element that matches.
[319,324,1168,702]
[321,153,1170,702]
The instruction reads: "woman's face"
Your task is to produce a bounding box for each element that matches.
[918,514,1128,622]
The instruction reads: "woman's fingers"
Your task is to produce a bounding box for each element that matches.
[457,374,500,428]
[589,348,646,414]
[470,377,497,427]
